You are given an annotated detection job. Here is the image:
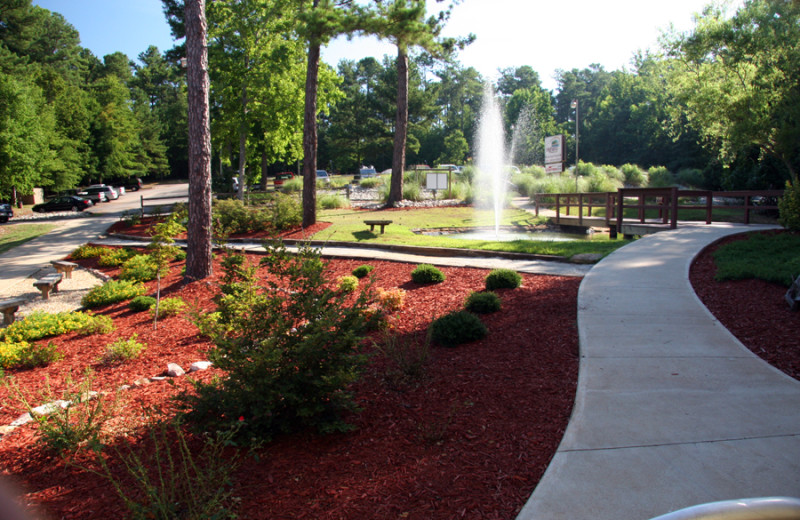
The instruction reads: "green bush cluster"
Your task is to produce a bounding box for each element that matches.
[82,280,146,309]
[70,244,108,260]
[337,275,359,293]
[779,181,800,232]
[101,334,146,365]
[129,295,157,312]
[213,198,272,234]
[429,310,487,347]
[648,166,675,187]
[270,192,302,231]
[485,269,522,290]
[97,248,137,267]
[411,264,445,284]
[149,297,186,319]
[620,163,648,187]
[464,291,501,314]
[352,264,374,278]
[318,193,348,210]
[179,242,376,441]
[120,254,163,283]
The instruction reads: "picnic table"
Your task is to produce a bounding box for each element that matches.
[364,219,393,234]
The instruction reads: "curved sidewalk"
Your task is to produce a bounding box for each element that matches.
[518,223,800,520]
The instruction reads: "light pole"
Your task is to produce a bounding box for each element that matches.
[571,99,579,191]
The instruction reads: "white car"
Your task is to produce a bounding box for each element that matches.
[85,185,118,201]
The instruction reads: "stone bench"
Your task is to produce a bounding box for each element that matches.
[33,273,63,300]
[0,297,27,326]
[51,260,79,279]
[364,219,393,234]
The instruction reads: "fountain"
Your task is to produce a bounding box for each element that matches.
[475,83,508,237]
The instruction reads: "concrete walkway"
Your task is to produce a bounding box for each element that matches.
[517,222,800,520]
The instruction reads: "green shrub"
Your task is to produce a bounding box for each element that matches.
[16,341,63,368]
[172,248,187,262]
[521,165,547,178]
[676,168,705,188]
[411,264,446,284]
[271,192,302,231]
[318,193,348,210]
[358,177,383,189]
[0,339,29,369]
[71,244,109,260]
[337,275,359,293]
[120,254,162,282]
[98,248,137,267]
[101,334,146,365]
[129,295,156,312]
[150,297,186,319]
[374,330,430,383]
[647,166,674,187]
[179,241,375,441]
[82,280,146,309]
[620,163,648,187]
[0,311,113,344]
[587,171,623,193]
[464,291,501,314]
[352,265,374,278]
[511,173,537,197]
[485,269,522,290]
[402,182,422,201]
[213,198,272,234]
[429,311,488,347]
[5,370,115,454]
[779,181,800,232]
[279,176,303,193]
[77,314,115,335]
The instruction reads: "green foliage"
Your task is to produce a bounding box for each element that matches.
[101,334,146,365]
[5,370,115,455]
[318,193,348,210]
[98,248,137,267]
[676,168,705,188]
[270,193,302,231]
[511,173,537,197]
[779,182,800,231]
[374,330,430,384]
[82,280,146,309]
[713,231,800,286]
[621,164,648,187]
[358,177,383,189]
[129,296,157,312]
[90,415,244,520]
[213,198,272,234]
[411,264,445,284]
[180,241,375,441]
[464,291,501,314]
[647,166,674,187]
[149,297,186,319]
[402,182,422,201]
[485,269,522,290]
[279,177,303,193]
[16,341,63,369]
[76,314,115,335]
[71,244,109,260]
[429,311,488,347]
[120,254,162,282]
[352,265,374,278]
[337,275,359,293]
[0,339,29,370]
[0,311,113,345]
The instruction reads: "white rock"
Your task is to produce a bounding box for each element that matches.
[166,363,185,377]
[189,361,213,372]
[10,413,33,427]
[31,400,70,417]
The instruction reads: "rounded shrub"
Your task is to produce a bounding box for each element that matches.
[120,254,161,282]
[352,265,374,278]
[318,194,348,209]
[464,291,501,314]
[150,297,186,319]
[485,269,522,290]
[129,295,157,312]
[778,181,800,231]
[337,275,359,293]
[82,280,146,309]
[429,311,488,347]
[620,163,648,187]
[411,264,445,284]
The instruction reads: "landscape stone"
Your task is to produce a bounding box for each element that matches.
[189,361,212,372]
[167,363,185,377]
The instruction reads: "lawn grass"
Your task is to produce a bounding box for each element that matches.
[0,224,56,255]
[314,206,632,259]
[713,232,800,287]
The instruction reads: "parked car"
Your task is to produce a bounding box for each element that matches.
[116,186,126,196]
[0,203,13,223]
[32,196,92,213]
[356,166,377,180]
[77,189,107,204]
[274,172,294,187]
[85,185,118,201]
[316,170,331,184]
[125,177,143,191]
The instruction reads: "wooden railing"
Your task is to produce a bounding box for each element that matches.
[533,188,784,231]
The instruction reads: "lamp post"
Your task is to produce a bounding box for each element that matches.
[571,99,579,191]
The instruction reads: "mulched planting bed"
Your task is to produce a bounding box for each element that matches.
[0,246,580,519]
[690,230,800,381]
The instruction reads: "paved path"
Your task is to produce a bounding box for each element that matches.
[517,222,800,520]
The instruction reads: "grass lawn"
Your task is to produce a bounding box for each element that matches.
[712,231,800,286]
[0,223,56,255]
[315,206,633,259]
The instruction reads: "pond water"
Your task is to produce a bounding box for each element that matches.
[419,227,607,242]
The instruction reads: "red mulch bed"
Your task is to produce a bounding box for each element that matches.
[0,240,580,519]
[690,229,800,381]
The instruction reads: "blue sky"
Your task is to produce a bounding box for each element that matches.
[32,0,738,92]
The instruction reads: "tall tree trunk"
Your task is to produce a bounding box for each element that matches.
[302,26,321,227]
[388,46,408,207]
[184,0,213,282]
[237,78,248,201]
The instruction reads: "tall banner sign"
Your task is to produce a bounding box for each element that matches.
[544,134,565,173]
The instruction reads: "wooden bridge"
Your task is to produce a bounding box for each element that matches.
[532,187,784,239]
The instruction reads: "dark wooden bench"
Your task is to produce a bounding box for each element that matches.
[0,297,27,326]
[364,219,393,234]
[33,273,63,300]
[51,260,79,279]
